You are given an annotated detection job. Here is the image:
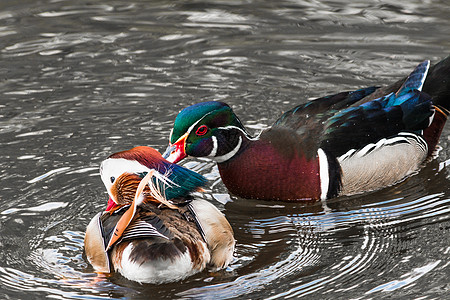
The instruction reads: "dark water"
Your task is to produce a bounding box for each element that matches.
[1,0,450,299]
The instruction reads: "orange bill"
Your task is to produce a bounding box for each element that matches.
[164,132,188,163]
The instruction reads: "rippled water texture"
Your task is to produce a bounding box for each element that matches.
[1,0,450,299]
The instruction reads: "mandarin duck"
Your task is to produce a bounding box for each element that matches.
[163,58,450,201]
[84,146,235,284]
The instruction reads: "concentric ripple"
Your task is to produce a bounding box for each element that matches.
[0,0,449,299]
[176,189,450,299]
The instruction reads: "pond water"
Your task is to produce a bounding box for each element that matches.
[1,0,449,299]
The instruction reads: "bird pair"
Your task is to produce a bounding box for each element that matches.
[85,57,450,283]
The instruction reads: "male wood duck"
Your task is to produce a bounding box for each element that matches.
[163,58,450,201]
[84,146,235,284]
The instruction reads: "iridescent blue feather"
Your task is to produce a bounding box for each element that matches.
[139,163,207,200]
[329,61,432,130]
[321,61,434,157]
[162,163,207,200]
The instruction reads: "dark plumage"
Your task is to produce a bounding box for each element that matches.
[164,58,450,201]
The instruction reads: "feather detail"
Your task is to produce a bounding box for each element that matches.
[84,212,111,273]
[104,146,207,201]
[396,60,429,95]
[321,62,434,158]
[106,170,178,251]
[144,170,179,210]
[161,163,207,199]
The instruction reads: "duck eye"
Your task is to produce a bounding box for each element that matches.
[195,125,208,136]
[110,176,115,183]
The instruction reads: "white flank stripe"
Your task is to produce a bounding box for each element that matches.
[317,148,329,200]
[428,110,435,127]
[339,149,356,161]
[338,132,428,162]
[399,132,427,153]
[357,138,386,157]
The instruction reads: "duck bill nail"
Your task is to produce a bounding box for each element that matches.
[166,144,187,163]
[106,197,117,211]
[162,144,176,158]
[165,135,188,163]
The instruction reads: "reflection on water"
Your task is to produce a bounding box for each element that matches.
[1,0,449,299]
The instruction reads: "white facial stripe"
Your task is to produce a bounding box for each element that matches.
[181,113,251,162]
[186,118,203,136]
[317,148,329,201]
[217,125,256,140]
[214,136,242,163]
[209,136,218,157]
[184,110,217,137]
[101,158,179,203]
[205,126,249,162]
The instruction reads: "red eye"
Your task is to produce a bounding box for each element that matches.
[195,125,208,136]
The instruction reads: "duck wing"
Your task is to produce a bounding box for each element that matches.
[100,206,173,247]
[268,87,377,159]
[320,60,433,158]
[273,86,377,132]
[360,55,450,110]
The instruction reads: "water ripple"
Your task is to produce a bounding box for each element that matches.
[0,0,449,299]
[366,260,441,294]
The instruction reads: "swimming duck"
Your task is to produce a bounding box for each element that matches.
[84,146,235,284]
[163,58,450,201]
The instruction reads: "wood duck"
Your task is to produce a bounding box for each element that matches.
[163,58,450,201]
[84,146,235,284]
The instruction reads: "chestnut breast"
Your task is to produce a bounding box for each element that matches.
[218,138,321,201]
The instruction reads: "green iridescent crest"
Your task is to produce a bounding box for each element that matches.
[171,101,243,141]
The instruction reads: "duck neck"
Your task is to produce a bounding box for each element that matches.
[209,125,254,163]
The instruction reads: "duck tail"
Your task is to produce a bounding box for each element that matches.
[396,60,430,95]
[371,61,433,131]
[421,55,450,155]
[374,61,430,114]
[423,105,449,157]
[423,55,450,112]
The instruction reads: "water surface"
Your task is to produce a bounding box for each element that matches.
[1,0,450,299]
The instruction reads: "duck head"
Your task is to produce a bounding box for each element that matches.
[163,101,251,164]
[107,172,142,205]
[100,146,207,211]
